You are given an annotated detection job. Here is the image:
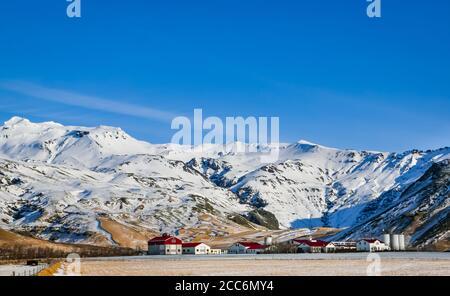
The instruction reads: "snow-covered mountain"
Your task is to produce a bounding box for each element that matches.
[330,159,450,249]
[187,141,449,229]
[0,117,448,248]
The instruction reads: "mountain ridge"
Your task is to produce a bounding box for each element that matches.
[0,117,448,249]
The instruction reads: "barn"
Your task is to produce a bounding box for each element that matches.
[332,241,357,252]
[228,242,267,254]
[356,239,389,252]
[148,234,183,255]
[209,249,226,255]
[293,239,336,253]
[182,242,211,255]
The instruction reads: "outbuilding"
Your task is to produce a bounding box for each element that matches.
[209,249,226,255]
[293,239,336,253]
[148,234,183,255]
[356,239,389,252]
[228,242,267,254]
[182,242,211,255]
[332,241,357,252]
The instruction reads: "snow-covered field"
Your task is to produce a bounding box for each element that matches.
[0,264,48,276]
[82,252,450,261]
[78,253,450,276]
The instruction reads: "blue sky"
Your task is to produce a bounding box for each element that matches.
[0,0,449,152]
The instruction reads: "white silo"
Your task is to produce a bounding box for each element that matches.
[398,234,406,251]
[264,236,273,246]
[390,234,400,251]
[383,234,391,249]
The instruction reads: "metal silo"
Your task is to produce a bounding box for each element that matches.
[383,234,391,249]
[264,236,273,246]
[390,234,400,251]
[398,234,406,251]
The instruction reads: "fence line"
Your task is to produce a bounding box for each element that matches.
[11,264,49,277]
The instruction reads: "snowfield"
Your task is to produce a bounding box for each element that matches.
[0,264,48,276]
[77,253,450,276]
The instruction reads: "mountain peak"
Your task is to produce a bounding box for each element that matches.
[4,116,30,126]
[0,116,156,166]
[297,139,319,146]
[296,139,336,150]
[3,116,64,129]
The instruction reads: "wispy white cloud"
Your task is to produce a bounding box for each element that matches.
[0,81,176,122]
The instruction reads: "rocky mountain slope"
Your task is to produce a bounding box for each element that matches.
[0,117,448,248]
[330,160,450,249]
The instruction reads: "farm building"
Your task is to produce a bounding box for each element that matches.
[210,249,227,255]
[148,234,183,255]
[228,242,267,254]
[293,239,336,253]
[182,243,211,255]
[356,239,390,252]
[332,241,357,252]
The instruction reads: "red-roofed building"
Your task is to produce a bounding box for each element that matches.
[182,242,211,255]
[292,239,336,253]
[148,234,183,255]
[228,242,267,254]
[356,239,389,252]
